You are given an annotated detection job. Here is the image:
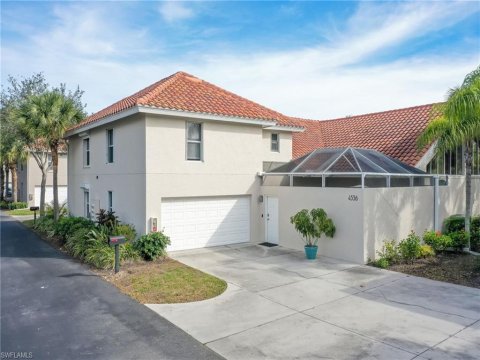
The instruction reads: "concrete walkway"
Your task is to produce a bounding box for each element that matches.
[148,244,480,360]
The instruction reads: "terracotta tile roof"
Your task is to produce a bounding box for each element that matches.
[71,71,298,131]
[291,103,441,166]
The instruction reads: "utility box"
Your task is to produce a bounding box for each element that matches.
[150,217,158,232]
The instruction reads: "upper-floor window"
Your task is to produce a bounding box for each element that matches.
[107,191,113,212]
[271,133,279,152]
[83,138,90,167]
[106,129,114,163]
[186,122,202,161]
[426,141,480,176]
[47,154,52,171]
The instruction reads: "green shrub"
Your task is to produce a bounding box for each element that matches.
[376,240,401,265]
[64,228,91,259]
[45,202,68,218]
[8,201,28,210]
[419,244,435,258]
[95,209,118,233]
[54,216,95,243]
[112,223,137,242]
[398,231,422,263]
[82,228,139,269]
[121,242,141,262]
[449,231,470,251]
[134,231,171,261]
[0,200,9,209]
[373,257,389,269]
[34,217,56,233]
[423,230,452,252]
[443,215,466,233]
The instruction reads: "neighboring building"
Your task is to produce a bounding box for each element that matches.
[17,152,68,207]
[65,71,479,262]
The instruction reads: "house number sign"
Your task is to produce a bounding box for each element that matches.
[348,195,359,201]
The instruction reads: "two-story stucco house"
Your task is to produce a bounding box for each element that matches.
[65,72,303,251]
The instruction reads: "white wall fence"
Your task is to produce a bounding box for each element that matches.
[262,177,480,264]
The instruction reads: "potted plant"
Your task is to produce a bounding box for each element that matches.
[290,208,336,259]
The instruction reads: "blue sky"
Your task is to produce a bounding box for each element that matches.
[1,1,479,119]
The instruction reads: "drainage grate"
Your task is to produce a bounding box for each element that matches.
[258,242,278,247]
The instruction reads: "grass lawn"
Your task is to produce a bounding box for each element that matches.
[96,258,227,304]
[389,253,480,288]
[8,208,34,216]
[21,219,227,304]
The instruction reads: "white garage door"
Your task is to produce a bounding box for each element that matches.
[161,196,250,251]
[34,186,68,207]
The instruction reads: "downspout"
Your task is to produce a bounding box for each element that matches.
[433,176,440,231]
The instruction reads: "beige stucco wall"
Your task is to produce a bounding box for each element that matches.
[363,187,434,261]
[364,177,480,261]
[144,115,276,242]
[260,186,365,263]
[68,114,147,233]
[17,153,68,206]
[262,130,292,163]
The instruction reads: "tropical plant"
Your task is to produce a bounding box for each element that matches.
[95,209,119,233]
[376,239,401,264]
[290,208,336,247]
[1,73,51,214]
[134,232,171,261]
[398,231,422,263]
[417,66,480,250]
[17,90,85,220]
[112,223,137,242]
[422,230,452,252]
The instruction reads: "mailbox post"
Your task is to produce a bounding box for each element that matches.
[30,206,39,225]
[108,236,126,273]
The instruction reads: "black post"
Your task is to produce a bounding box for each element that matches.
[114,244,120,273]
[33,210,37,225]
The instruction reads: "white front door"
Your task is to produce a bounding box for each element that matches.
[265,196,279,244]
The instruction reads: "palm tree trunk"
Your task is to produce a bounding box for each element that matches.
[464,143,472,251]
[0,164,5,202]
[40,169,47,217]
[5,166,9,200]
[51,144,59,221]
[9,164,18,203]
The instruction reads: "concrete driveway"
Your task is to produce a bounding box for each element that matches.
[148,244,480,360]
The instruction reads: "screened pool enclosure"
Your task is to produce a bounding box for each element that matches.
[262,147,443,188]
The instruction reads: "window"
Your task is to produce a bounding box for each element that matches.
[47,154,52,169]
[186,122,202,160]
[107,191,113,212]
[271,133,279,152]
[83,138,90,167]
[426,146,464,175]
[107,129,114,163]
[84,190,90,219]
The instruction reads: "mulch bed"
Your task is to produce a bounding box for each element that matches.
[389,252,480,288]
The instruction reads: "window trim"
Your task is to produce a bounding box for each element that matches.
[186,121,203,161]
[106,129,114,164]
[271,133,280,152]
[83,137,90,168]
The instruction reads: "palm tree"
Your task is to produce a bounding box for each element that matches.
[20,91,84,220]
[0,134,28,203]
[418,66,480,250]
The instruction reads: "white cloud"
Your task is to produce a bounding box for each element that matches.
[158,2,195,23]
[1,1,478,119]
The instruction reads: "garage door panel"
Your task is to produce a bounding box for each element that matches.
[161,196,250,251]
[34,186,68,207]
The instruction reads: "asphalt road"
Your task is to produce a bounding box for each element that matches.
[0,214,223,360]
